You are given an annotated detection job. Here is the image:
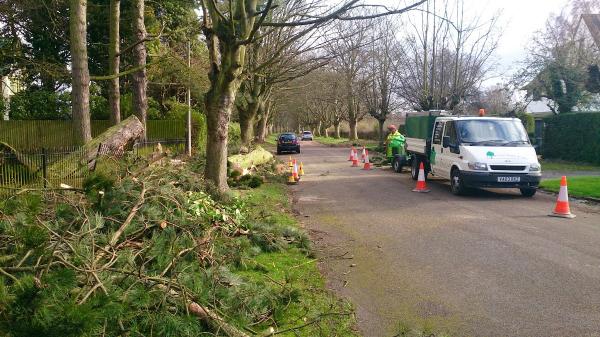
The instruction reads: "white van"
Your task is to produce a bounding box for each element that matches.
[404,114,542,196]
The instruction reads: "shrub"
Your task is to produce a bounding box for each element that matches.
[9,90,70,120]
[228,122,241,145]
[543,112,600,164]
[516,112,535,135]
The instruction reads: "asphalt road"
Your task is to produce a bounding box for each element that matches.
[282,141,600,337]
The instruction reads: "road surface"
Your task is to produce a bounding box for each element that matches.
[283,141,600,337]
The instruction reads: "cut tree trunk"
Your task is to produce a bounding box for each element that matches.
[228,146,273,171]
[132,0,147,139]
[69,0,92,143]
[49,116,145,182]
[108,0,121,125]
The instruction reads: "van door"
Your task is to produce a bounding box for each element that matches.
[430,120,445,176]
[438,120,459,179]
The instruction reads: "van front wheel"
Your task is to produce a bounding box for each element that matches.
[520,188,537,197]
[450,168,467,195]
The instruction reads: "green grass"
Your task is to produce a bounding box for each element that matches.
[540,176,600,199]
[236,183,358,336]
[541,159,600,172]
[265,134,278,145]
[314,136,377,147]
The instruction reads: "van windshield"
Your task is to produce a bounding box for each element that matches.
[457,119,530,146]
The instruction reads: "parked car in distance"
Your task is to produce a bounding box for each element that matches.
[301,131,313,141]
[277,133,301,155]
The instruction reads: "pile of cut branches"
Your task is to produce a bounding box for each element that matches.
[0,159,329,337]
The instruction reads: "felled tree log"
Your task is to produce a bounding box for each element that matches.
[227,146,273,172]
[49,116,145,181]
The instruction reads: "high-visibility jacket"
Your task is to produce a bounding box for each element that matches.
[386,131,405,158]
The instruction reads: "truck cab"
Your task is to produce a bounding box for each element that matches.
[405,113,542,196]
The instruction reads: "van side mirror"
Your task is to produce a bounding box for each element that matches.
[442,136,450,148]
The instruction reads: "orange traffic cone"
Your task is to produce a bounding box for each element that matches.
[412,162,430,193]
[348,147,355,161]
[299,162,305,176]
[287,167,297,184]
[293,161,300,181]
[361,147,366,162]
[351,152,359,167]
[362,150,371,170]
[550,176,575,218]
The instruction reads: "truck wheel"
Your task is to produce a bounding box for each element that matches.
[450,168,467,195]
[392,157,403,173]
[411,158,420,180]
[520,188,537,197]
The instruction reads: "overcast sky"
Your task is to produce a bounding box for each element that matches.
[474,0,570,86]
[368,0,571,86]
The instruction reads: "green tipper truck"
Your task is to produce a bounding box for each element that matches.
[403,111,542,196]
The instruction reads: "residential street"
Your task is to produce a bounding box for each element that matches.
[283,141,600,337]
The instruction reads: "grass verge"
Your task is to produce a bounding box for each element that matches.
[237,182,358,336]
[313,136,377,147]
[540,159,600,172]
[540,176,600,199]
[0,156,357,337]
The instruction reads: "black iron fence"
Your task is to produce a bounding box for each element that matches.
[1,139,185,198]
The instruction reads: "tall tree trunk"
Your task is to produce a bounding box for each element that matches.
[203,39,247,193]
[334,121,340,138]
[256,100,269,143]
[132,0,147,139]
[239,101,259,148]
[346,79,358,141]
[378,118,385,148]
[69,0,91,143]
[205,82,238,193]
[348,119,358,140]
[108,0,121,125]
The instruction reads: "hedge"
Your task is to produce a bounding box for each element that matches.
[542,112,600,164]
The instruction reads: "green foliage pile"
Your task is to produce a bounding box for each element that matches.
[0,160,355,336]
[542,112,600,164]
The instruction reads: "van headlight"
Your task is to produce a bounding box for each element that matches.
[529,163,541,171]
[468,162,488,171]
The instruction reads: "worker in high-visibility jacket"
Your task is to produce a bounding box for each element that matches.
[385,124,405,161]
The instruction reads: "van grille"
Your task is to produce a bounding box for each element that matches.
[490,165,526,171]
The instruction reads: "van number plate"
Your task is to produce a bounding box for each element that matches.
[497,176,520,182]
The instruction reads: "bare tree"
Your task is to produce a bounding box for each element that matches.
[108,0,121,125]
[395,0,500,112]
[362,17,401,147]
[325,18,372,140]
[132,0,148,138]
[199,0,427,193]
[69,0,91,143]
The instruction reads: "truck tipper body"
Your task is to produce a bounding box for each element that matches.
[403,111,542,196]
